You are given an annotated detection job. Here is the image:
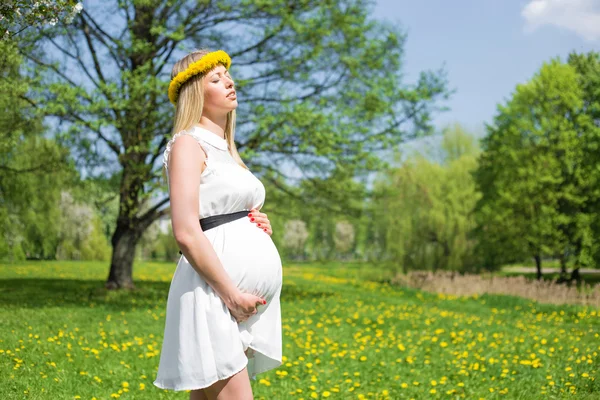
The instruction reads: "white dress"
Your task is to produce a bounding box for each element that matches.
[153,125,283,391]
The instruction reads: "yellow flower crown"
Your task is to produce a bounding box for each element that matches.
[168,50,232,105]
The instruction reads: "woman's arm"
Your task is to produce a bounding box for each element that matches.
[167,135,240,305]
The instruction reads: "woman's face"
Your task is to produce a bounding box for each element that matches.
[203,64,237,114]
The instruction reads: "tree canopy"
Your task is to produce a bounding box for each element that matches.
[474,53,600,278]
[22,0,450,287]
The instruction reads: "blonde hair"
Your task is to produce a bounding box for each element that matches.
[169,49,249,171]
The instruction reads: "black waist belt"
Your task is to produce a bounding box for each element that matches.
[178,210,249,254]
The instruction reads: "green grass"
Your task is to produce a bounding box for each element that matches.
[0,260,598,399]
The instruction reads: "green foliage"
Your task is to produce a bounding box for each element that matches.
[565,52,600,267]
[54,192,112,261]
[0,0,81,37]
[0,40,76,260]
[474,53,600,270]
[371,124,482,273]
[0,40,38,153]
[24,0,450,284]
[0,34,110,262]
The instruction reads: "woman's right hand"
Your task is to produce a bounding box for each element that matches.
[226,290,266,323]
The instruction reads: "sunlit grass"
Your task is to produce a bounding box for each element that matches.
[0,261,598,399]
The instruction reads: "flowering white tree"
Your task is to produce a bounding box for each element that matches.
[0,0,82,38]
[282,220,309,259]
[333,220,355,256]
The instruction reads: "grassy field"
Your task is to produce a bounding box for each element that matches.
[0,260,598,399]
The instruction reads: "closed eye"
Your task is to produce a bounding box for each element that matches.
[210,70,232,80]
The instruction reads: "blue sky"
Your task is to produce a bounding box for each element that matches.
[372,0,600,138]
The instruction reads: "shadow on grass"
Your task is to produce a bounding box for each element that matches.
[0,278,334,310]
[0,279,170,310]
[280,283,337,302]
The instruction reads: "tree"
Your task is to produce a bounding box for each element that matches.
[473,55,599,280]
[0,38,77,260]
[299,166,368,261]
[564,52,600,277]
[55,191,111,261]
[0,136,75,260]
[333,220,354,257]
[26,0,450,288]
[371,123,482,273]
[282,219,309,260]
[0,0,82,38]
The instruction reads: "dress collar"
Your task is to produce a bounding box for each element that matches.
[193,126,228,150]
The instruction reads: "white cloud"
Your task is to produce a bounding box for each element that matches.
[521,0,600,41]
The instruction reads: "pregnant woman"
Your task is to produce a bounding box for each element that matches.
[154,49,283,400]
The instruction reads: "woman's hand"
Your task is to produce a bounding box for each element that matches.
[225,290,266,323]
[247,208,272,236]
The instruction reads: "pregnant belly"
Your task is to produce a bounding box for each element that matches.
[215,217,282,303]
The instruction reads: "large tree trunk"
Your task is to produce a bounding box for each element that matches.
[105,160,167,289]
[105,163,170,290]
[559,254,568,277]
[534,254,542,280]
[106,221,143,289]
[570,267,581,283]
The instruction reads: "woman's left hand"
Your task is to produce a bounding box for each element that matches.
[247,208,272,236]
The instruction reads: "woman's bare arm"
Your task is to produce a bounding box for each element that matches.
[167,134,240,306]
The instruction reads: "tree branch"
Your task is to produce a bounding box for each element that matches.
[349,102,429,146]
[149,135,169,166]
[0,160,65,174]
[81,9,119,45]
[80,17,108,89]
[24,53,81,89]
[137,196,170,229]
[59,114,122,156]
[229,24,285,59]
[79,10,127,70]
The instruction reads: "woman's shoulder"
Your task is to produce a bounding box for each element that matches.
[169,127,204,145]
[163,128,207,170]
